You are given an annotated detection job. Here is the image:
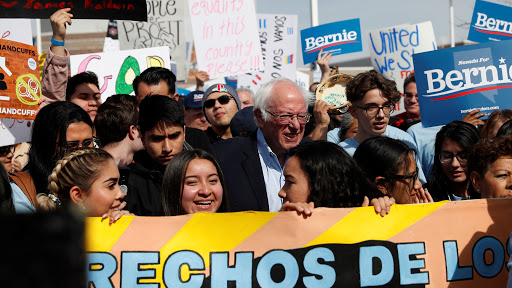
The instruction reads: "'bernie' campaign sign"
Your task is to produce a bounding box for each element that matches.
[468,0,512,43]
[300,19,362,64]
[413,39,512,127]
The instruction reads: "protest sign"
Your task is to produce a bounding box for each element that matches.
[368,22,436,114]
[187,0,263,79]
[468,0,512,43]
[237,14,298,91]
[70,46,171,102]
[0,19,33,46]
[0,0,147,21]
[300,19,362,65]
[0,39,40,121]
[85,199,512,287]
[413,39,512,127]
[295,70,310,91]
[118,0,186,81]
[0,118,32,146]
[103,20,120,53]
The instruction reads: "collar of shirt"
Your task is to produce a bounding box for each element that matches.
[256,128,286,212]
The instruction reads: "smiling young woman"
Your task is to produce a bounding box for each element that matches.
[161,149,230,216]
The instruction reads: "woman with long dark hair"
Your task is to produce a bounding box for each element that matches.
[27,101,94,194]
[428,121,480,201]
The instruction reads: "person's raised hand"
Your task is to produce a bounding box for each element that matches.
[462,109,485,127]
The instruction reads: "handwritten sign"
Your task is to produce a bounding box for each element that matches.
[237,14,298,91]
[468,0,512,43]
[103,20,120,53]
[70,46,171,102]
[118,0,186,81]
[368,21,437,114]
[413,39,512,127]
[0,118,32,146]
[300,19,362,65]
[0,19,33,46]
[0,0,147,21]
[187,0,263,79]
[85,199,512,287]
[295,70,310,91]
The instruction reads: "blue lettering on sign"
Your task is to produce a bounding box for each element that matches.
[303,247,336,287]
[86,252,117,288]
[370,25,421,74]
[397,243,429,285]
[359,246,394,287]
[256,250,299,287]
[210,252,253,287]
[121,252,159,287]
[162,250,205,287]
[443,241,473,281]
[473,236,505,278]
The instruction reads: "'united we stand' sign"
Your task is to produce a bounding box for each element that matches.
[413,39,512,127]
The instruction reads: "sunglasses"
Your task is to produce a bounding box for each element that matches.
[57,138,98,150]
[203,95,233,109]
[0,145,15,157]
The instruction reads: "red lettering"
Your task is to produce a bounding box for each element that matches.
[84,0,92,8]
[95,4,102,9]
[34,2,42,8]
[191,2,199,15]
[23,0,35,8]
[127,4,133,10]
[0,1,18,8]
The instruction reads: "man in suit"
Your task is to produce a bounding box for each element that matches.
[208,78,314,212]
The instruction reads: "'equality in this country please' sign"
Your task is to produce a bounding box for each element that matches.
[300,19,362,65]
[413,39,512,127]
[468,0,512,43]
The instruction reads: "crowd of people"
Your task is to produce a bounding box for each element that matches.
[1,8,512,225]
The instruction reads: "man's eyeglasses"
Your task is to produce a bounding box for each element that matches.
[203,95,233,109]
[57,138,98,150]
[439,151,468,165]
[0,145,15,157]
[265,110,311,125]
[353,103,395,117]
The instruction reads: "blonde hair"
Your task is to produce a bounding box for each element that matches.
[37,148,113,212]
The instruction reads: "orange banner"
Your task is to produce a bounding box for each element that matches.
[85,199,512,287]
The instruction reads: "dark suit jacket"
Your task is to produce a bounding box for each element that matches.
[207,132,269,212]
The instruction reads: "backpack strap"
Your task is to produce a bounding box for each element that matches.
[9,172,39,211]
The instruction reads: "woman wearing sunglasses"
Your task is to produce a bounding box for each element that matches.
[427,121,480,201]
[354,136,433,204]
[27,102,95,194]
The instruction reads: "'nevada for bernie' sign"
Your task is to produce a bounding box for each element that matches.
[300,19,362,64]
[413,39,512,127]
[468,0,512,43]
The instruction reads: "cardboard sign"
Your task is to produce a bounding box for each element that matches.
[300,19,362,65]
[468,0,512,43]
[0,0,147,21]
[0,19,33,46]
[413,39,512,127]
[0,39,40,122]
[70,46,171,102]
[368,22,437,114]
[118,0,187,81]
[295,70,310,91]
[85,199,512,287]
[0,118,32,146]
[237,14,298,91]
[187,0,263,79]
